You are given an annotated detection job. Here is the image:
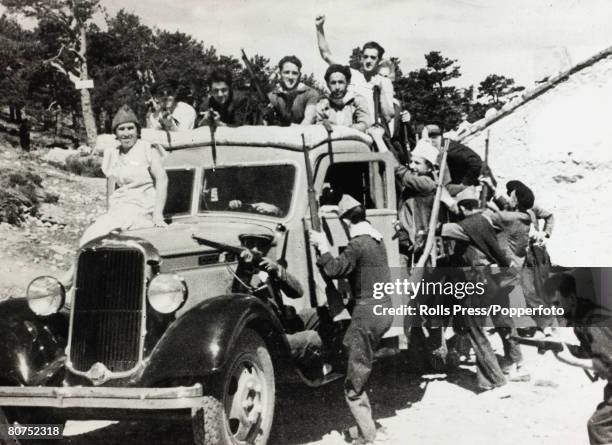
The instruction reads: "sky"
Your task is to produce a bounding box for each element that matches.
[4,0,612,89]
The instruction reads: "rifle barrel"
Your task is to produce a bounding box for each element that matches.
[302,134,320,231]
[241,49,270,104]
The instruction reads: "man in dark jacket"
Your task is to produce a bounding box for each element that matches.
[198,68,250,127]
[231,234,328,371]
[268,55,319,126]
[426,124,483,186]
[551,268,612,444]
[310,195,393,444]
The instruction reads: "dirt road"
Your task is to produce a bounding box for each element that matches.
[54,343,601,445]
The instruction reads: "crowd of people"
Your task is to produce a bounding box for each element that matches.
[73,15,611,445]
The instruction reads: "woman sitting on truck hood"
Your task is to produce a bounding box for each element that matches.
[79,104,169,247]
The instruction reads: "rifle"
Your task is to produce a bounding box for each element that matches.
[373,85,409,165]
[192,234,288,318]
[277,226,289,269]
[511,335,564,353]
[192,235,262,266]
[208,107,217,170]
[321,120,335,164]
[416,139,450,268]
[302,134,349,321]
[479,129,496,207]
[241,49,275,123]
[512,334,597,379]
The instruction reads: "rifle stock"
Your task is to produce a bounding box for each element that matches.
[416,139,450,268]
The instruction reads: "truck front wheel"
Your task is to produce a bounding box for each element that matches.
[192,329,275,445]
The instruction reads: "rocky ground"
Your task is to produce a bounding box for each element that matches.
[54,342,601,445]
[0,144,105,300]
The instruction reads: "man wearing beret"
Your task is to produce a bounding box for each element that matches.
[310,195,393,444]
[394,139,444,259]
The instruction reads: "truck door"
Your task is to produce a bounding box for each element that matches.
[304,152,408,336]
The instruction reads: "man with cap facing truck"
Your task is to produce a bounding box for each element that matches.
[309,195,393,444]
[394,138,456,260]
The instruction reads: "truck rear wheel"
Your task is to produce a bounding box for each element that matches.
[192,329,275,445]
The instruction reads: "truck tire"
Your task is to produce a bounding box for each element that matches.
[192,329,275,445]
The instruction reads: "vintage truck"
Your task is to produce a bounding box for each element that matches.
[0,125,411,445]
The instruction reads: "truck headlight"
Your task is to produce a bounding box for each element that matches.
[147,274,187,314]
[26,276,65,316]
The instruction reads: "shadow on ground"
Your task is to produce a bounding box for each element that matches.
[48,353,478,445]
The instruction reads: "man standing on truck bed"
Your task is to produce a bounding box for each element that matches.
[315,14,395,125]
[267,55,319,126]
[197,67,251,127]
[316,64,372,132]
[310,195,393,445]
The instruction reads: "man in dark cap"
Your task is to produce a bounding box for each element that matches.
[231,234,330,374]
[310,195,393,444]
[267,55,319,126]
[316,64,372,132]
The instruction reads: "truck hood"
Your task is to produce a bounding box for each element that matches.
[125,216,277,257]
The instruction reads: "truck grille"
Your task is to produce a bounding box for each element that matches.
[69,247,145,373]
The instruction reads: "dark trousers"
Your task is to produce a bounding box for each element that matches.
[491,270,523,365]
[522,243,556,329]
[588,382,612,444]
[461,290,506,389]
[344,303,393,442]
[463,314,506,389]
[286,309,324,366]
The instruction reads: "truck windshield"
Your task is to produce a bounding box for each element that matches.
[199,164,296,218]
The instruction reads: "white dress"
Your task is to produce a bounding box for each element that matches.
[79,139,165,246]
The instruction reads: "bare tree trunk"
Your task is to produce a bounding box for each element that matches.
[78,26,97,149]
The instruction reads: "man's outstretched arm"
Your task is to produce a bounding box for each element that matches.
[315,15,340,65]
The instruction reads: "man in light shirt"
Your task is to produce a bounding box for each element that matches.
[315,14,395,125]
[316,64,371,132]
[146,83,196,131]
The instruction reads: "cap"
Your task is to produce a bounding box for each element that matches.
[425,124,442,137]
[112,105,139,133]
[238,233,274,252]
[411,139,440,166]
[338,194,361,218]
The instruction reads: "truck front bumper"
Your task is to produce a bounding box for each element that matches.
[0,384,204,410]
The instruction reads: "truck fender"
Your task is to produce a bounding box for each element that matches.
[138,294,291,386]
[0,299,68,386]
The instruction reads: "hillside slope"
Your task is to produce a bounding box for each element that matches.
[0,144,105,299]
[462,52,612,266]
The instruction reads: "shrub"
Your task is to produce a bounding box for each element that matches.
[0,169,43,226]
[63,154,104,178]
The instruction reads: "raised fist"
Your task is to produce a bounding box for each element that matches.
[315,15,326,29]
